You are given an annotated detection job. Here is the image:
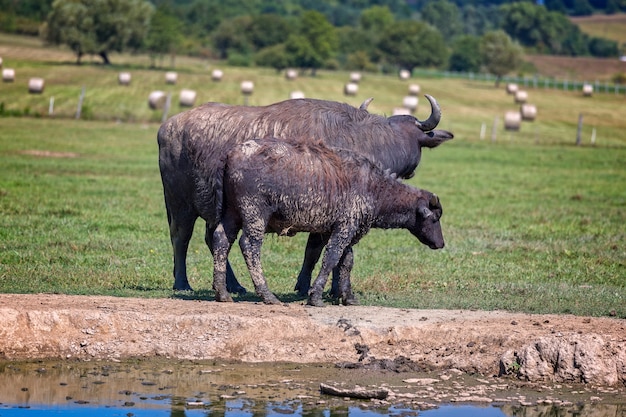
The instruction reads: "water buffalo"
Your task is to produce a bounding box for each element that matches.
[157,96,453,295]
[212,137,445,306]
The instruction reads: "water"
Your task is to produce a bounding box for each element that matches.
[0,360,623,417]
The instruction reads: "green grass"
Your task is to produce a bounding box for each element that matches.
[0,37,624,317]
[0,117,623,317]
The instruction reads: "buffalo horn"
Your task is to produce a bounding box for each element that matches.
[359,97,374,111]
[429,193,439,207]
[418,205,433,219]
[414,94,441,132]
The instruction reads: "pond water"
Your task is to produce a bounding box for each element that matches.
[0,360,623,417]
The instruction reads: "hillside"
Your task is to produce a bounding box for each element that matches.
[571,13,626,46]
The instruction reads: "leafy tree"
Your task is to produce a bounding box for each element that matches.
[43,0,153,64]
[378,20,448,72]
[288,11,338,74]
[254,43,292,72]
[144,5,183,68]
[247,14,294,50]
[421,0,463,41]
[212,16,254,59]
[449,35,482,72]
[359,5,394,33]
[588,36,619,57]
[480,30,523,87]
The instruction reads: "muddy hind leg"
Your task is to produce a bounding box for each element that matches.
[205,224,247,295]
[212,223,238,302]
[239,230,281,305]
[307,231,353,307]
[335,247,358,306]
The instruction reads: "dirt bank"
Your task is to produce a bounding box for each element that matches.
[1,294,624,387]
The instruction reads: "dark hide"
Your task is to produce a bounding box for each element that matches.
[212,138,445,306]
[158,97,453,294]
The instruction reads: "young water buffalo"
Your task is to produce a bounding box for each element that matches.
[212,138,445,306]
[158,96,453,296]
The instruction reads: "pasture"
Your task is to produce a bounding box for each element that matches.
[0,35,624,317]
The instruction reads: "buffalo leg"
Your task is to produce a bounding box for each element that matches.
[335,247,358,306]
[295,234,342,298]
[166,202,197,291]
[307,229,354,307]
[239,230,281,305]
[212,223,237,302]
[205,224,247,295]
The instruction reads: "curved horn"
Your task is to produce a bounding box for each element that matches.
[359,97,374,111]
[414,94,441,131]
[429,193,440,208]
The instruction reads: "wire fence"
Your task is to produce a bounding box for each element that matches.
[413,69,626,96]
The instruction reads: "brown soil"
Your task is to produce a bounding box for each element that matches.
[1,294,624,387]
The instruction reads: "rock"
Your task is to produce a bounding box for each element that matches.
[499,334,626,386]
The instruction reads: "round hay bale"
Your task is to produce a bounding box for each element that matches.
[240,81,254,95]
[349,72,361,83]
[582,84,593,97]
[179,89,197,107]
[165,71,178,84]
[344,82,358,96]
[408,84,420,96]
[2,68,15,82]
[289,90,305,99]
[148,91,167,110]
[118,72,131,85]
[402,95,419,112]
[505,83,518,95]
[392,107,411,116]
[520,104,537,121]
[285,69,298,80]
[399,69,411,80]
[28,77,45,94]
[211,69,223,81]
[514,90,528,104]
[504,111,521,131]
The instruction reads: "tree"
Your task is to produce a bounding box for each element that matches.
[378,21,447,72]
[43,0,153,64]
[449,35,482,73]
[421,0,463,42]
[480,30,523,87]
[288,11,338,74]
[144,5,183,68]
[255,44,292,72]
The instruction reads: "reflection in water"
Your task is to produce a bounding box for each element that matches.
[0,361,623,416]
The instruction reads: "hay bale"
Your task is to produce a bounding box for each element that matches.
[165,71,178,84]
[28,77,45,94]
[392,107,411,116]
[504,111,521,131]
[118,72,131,85]
[179,89,197,107]
[2,68,15,82]
[520,104,537,121]
[344,82,358,96]
[408,84,420,96]
[148,91,167,110]
[289,90,305,99]
[285,69,298,80]
[514,90,528,104]
[211,69,223,81]
[240,81,254,95]
[399,69,410,80]
[349,72,362,83]
[506,83,518,95]
[402,95,419,112]
[582,84,593,97]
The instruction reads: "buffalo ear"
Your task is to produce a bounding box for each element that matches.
[418,205,433,219]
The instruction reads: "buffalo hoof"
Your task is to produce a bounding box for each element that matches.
[294,280,310,297]
[307,296,325,307]
[215,292,234,303]
[173,282,194,292]
[342,296,359,306]
[262,294,282,305]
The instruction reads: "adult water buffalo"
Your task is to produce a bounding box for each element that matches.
[213,137,445,306]
[157,96,453,295]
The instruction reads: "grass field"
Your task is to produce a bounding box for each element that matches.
[572,13,626,46]
[0,36,624,317]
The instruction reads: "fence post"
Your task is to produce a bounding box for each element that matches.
[491,116,498,143]
[161,92,172,123]
[75,86,85,119]
[48,96,54,116]
[576,113,583,146]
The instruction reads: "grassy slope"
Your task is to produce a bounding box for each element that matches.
[0,36,624,317]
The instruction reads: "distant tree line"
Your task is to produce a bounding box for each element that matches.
[0,0,622,79]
